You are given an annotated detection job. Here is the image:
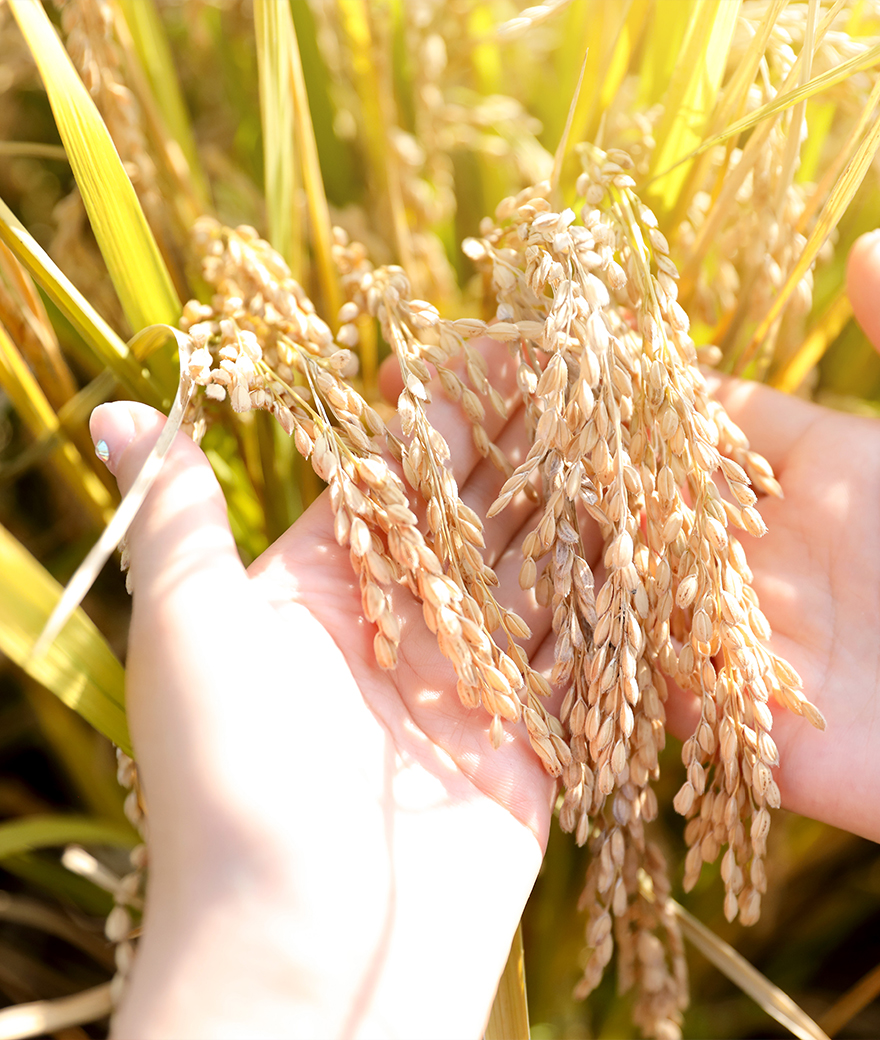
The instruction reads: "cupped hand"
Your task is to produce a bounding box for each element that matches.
[665,231,880,843]
[95,340,554,1039]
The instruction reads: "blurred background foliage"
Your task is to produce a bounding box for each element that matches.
[0,0,879,1037]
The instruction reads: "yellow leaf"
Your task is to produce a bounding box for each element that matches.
[0,524,130,754]
[10,0,180,334]
[0,815,137,861]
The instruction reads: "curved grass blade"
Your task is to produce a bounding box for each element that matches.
[0,815,136,861]
[0,197,161,406]
[0,983,113,1040]
[0,524,129,754]
[33,326,194,659]
[670,899,831,1040]
[647,36,880,187]
[9,0,181,334]
[0,321,114,525]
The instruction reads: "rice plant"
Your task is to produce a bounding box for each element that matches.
[1,1,880,1037]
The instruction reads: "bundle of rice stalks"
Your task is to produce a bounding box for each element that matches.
[1,1,879,1037]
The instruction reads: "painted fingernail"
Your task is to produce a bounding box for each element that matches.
[89,403,136,477]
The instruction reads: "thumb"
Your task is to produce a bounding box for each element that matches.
[89,402,259,824]
[89,401,245,607]
[847,229,880,352]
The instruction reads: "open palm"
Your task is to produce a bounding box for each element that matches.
[106,341,554,1039]
[103,235,880,1037]
[665,371,880,841]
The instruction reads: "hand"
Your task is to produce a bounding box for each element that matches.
[92,340,555,1039]
[665,231,880,844]
[92,232,880,1038]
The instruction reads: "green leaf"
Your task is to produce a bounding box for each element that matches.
[0,524,130,754]
[0,815,137,861]
[10,0,181,334]
[0,197,161,406]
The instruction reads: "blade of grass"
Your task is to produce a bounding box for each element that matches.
[648,0,741,211]
[0,321,114,526]
[635,0,695,109]
[819,960,880,1037]
[339,1,415,285]
[0,197,161,406]
[0,523,129,754]
[10,0,181,334]
[26,682,126,826]
[288,2,342,323]
[34,325,195,658]
[678,2,861,296]
[671,0,788,252]
[798,70,880,234]
[254,0,301,274]
[670,900,831,1040]
[648,30,880,187]
[0,815,136,861]
[1,854,114,917]
[735,105,880,374]
[0,242,78,405]
[484,923,530,1040]
[114,0,211,214]
[0,982,113,1040]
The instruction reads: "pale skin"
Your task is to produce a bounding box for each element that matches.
[92,234,880,1039]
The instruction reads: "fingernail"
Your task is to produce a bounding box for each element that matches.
[89,403,136,476]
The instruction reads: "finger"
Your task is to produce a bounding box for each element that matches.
[90,402,246,608]
[89,403,257,816]
[847,229,880,351]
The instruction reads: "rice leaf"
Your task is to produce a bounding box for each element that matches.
[0,371,118,487]
[650,35,880,185]
[671,900,831,1040]
[26,683,127,825]
[34,326,195,659]
[649,0,741,209]
[819,961,880,1038]
[288,4,342,322]
[772,0,819,218]
[0,816,136,861]
[254,0,301,273]
[0,525,130,754]
[485,924,530,1040]
[9,0,181,334]
[338,0,414,279]
[636,0,695,109]
[115,0,211,213]
[0,322,113,525]
[0,198,161,406]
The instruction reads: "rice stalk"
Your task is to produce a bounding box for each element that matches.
[2,2,880,1037]
[9,0,181,337]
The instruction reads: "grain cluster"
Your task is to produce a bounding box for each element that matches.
[173,143,825,1040]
